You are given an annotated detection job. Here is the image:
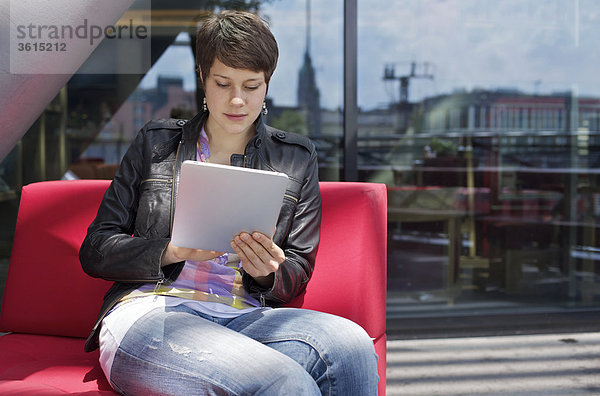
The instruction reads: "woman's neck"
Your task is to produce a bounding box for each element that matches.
[204,118,255,165]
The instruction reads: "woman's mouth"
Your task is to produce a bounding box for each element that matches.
[225,113,247,121]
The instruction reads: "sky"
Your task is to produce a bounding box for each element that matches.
[140,0,600,111]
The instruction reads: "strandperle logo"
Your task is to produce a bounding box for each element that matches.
[15,18,148,47]
[10,0,151,74]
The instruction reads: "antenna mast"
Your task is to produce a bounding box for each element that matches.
[383,61,434,104]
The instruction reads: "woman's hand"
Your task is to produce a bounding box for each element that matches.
[231,232,285,288]
[161,241,223,266]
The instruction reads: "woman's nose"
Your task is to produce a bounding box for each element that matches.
[230,95,244,106]
[230,88,244,106]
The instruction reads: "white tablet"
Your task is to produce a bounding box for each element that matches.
[170,160,289,253]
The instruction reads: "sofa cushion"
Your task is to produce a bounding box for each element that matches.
[0,333,116,394]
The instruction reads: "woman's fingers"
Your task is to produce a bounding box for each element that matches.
[168,243,223,263]
[231,232,285,278]
[251,232,286,263]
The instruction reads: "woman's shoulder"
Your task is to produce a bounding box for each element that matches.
[264,125,316,154]
[129,119,186,153]
[142,118,187,131]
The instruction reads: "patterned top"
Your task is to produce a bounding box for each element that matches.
[118,126,261,315]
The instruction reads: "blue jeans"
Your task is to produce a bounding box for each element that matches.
[108,305,379,395]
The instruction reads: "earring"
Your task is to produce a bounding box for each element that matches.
[202,97,208,112]
[262,101,268,116]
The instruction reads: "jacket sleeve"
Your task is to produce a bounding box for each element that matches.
[79,128,170,283]
[244,146,322,305]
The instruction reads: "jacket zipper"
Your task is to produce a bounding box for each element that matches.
[260,293,266,307]
[153,278,165,302]
[170,139,183,234]
[140,178,172,185]
[283,193,298,203]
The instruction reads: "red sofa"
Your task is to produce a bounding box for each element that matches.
[0,180,387,395]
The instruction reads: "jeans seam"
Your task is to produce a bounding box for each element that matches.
[109,378,127,396]
[260,336,334,395]
[113,346,239,396]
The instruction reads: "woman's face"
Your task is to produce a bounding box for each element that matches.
[203,58,267,138]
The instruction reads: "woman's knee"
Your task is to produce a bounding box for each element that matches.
[307,312,377,356]
[329,317,377,367]
[286,313,379,394]
[257,308,378,366]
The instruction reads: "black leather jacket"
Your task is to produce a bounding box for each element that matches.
[80,112,321,352]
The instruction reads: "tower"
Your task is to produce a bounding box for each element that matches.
[297,0,322,136]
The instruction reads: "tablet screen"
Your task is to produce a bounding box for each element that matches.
[171,161,289,253]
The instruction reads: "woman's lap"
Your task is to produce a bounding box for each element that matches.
[106,305,378,395]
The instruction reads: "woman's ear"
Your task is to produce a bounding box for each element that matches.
[197,65,204,85]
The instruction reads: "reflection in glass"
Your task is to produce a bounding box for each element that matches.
[76,32,198,176]
[264,0,343,181]
[359,0,600,312]
[72,0,344,181]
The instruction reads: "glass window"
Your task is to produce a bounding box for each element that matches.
[76,32,198,173]
[68,1,345,181]
[0,0,344,261]
[263,0,344,181]
[359,0,600,312]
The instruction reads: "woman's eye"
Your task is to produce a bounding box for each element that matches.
[245,86,259,90]
[216,82,229,88]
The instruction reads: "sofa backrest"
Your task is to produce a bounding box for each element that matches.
[0,180,387,341]
[0,180,112,338]
[286,182,387,339]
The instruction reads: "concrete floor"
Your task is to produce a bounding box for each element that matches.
[386,332,600,395]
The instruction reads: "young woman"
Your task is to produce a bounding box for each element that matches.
[80,10,378,395]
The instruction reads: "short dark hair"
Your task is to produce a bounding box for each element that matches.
[196,10,279,86]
